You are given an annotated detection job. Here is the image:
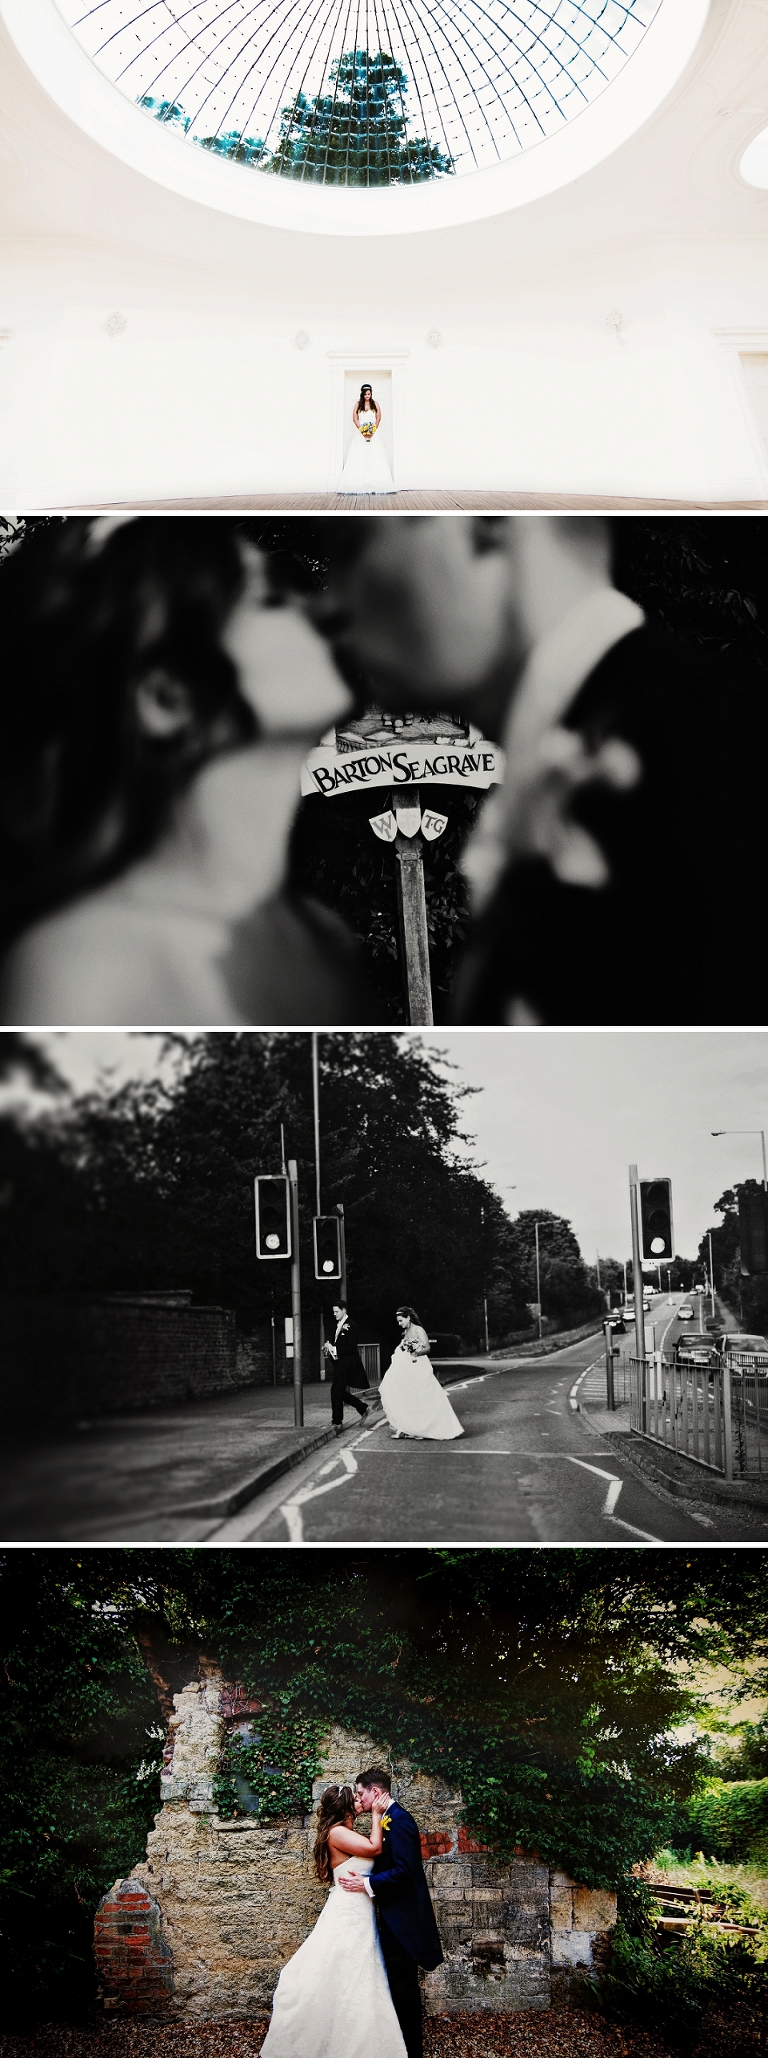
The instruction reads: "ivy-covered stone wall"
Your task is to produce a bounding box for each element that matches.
[95,1666,616,2020]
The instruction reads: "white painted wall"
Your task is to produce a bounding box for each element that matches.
[1,273,766,505]
[1,0,767,506]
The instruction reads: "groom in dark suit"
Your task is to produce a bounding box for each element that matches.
[323,1300,372,1430]
[340,1766,443,2058]
[311,517,768,1026]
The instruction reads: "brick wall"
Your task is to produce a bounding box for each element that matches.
[98,1670,616,2021]
[94,1881,173,2015]
[1,1292,240,1424]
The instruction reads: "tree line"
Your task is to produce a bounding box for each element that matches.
[1,1033,602,1355]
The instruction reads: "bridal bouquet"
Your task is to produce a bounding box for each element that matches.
[360,421,376,439]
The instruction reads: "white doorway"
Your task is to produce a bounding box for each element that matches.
[340,367,394,480]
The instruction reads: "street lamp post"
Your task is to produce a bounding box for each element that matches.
[534,1221,542,1341]
[711,1129,767,1190]
[480,1203,489,1355]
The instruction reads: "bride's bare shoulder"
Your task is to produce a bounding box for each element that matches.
[0,889,194,1025]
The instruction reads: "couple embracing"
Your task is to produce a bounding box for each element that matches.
[262,1766,443,2058]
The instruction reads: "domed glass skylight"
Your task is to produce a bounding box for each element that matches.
[55,0,663,187]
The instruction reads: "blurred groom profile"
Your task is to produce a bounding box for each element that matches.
[311,516,766,1025]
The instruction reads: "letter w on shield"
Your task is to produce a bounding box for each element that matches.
[370,809,397,842]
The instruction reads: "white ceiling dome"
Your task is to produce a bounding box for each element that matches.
[4,0,711,231]
[54,0,664,183]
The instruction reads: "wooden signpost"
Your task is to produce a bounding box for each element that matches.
[301,712,504,1024]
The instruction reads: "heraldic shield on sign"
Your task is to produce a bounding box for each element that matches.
[301,710,503,1024]
[300,710,505,800]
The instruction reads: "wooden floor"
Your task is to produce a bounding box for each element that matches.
[93,489,768,512]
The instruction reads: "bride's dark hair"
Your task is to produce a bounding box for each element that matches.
[358,383,375,409]
[313,1783,356,1885]
[396,1304,421,1324]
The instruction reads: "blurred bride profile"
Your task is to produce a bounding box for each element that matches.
[0,518,372,1026]
[338,383,394,496]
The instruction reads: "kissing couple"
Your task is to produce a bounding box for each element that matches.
[261,1766,444,2058]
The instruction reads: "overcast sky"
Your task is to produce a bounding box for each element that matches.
[21,1028,768,1266]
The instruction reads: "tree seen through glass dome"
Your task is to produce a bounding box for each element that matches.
[143,51,454,187]
[268,50,454,185]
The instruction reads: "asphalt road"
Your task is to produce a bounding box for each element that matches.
[211,1325,763,1544]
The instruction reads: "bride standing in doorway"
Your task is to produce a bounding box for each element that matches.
[338,383,394,495]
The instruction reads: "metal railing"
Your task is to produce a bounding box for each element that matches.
[728,1352,768,1477]
[629,1354,732,1478]
[629,1351,768,1479]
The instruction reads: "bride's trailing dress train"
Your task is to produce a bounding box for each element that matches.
[338,410,394,494]
[261,1857,406,2058]
[379,1328,464,1441]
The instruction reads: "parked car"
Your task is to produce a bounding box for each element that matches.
[717,1333,768,1368]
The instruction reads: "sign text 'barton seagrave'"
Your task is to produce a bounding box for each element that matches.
[301,737,505,799]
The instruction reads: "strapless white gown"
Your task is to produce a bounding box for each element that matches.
[379,1342,464,1441]
[261,1858,406,2058]
[339,412,394,494]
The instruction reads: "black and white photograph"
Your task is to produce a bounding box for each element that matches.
[2,1025,768,1546]
[1,513,767,1028]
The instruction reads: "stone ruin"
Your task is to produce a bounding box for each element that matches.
[95,1663,616,2020]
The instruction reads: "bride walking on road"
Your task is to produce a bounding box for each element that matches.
[261,1784,406,2058]
[338,383,394,495]
[379,1305,464,1442]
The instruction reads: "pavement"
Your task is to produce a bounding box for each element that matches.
[0,1380,369,1541]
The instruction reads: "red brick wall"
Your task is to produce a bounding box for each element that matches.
[94,1880,172,2015]
[419,1824,488,1860]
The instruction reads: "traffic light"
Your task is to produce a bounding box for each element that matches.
[640,1178,674,1261]
[254,1176,291,1260]
[313,1215,343,1281]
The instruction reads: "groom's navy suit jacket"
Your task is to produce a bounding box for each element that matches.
[371,1803,444,1969]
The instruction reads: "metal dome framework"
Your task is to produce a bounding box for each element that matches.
[56,0,664,187]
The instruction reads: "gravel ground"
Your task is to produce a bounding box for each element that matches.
[0,2003,761,2058]
[0,2012,672,2058]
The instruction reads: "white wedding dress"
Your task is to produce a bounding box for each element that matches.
[338,410,394,494]
[379,1327,464,1441]
[261,1857,406,2058]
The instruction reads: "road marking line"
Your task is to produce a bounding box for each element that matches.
[569,1364,593,1409]
[567,1455,624,1519]
[659,1307,679,1354]
[608,1514,663,1542]
[279,1445,360,1540]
